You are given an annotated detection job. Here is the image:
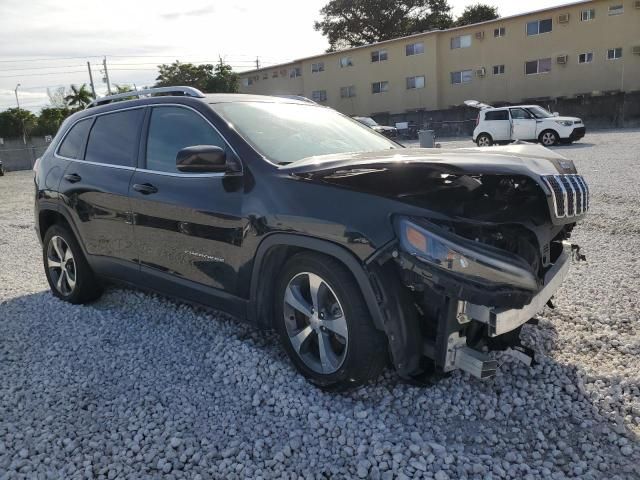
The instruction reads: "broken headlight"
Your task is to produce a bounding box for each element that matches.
[395,217,538,290]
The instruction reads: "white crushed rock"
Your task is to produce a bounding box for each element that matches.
[1,129,639,479]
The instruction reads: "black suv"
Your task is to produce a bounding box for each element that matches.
[34,87,588,391]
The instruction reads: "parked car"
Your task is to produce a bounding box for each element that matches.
[467,100,586,147]
[35,87,589,391]
[352,116,398,138]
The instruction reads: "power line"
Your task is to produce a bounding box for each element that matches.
[0,70,87,79]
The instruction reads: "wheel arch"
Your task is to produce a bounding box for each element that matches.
[538,128,559,145]
[37,207,88,257]
[248,233,385,332]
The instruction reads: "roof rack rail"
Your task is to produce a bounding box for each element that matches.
[87,86,205,108]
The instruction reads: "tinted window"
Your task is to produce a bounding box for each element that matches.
[58,118,92,159]
[485,110,509,121]
[85,109,144,167]
[146,107,227,173]
[510,108,532,120]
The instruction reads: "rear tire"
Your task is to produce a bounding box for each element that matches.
[539,129,559,146]
[476,133,493,147]
[43,224,103,304]
[274,252,387,392]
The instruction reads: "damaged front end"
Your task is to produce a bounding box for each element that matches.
[287,145,589,380]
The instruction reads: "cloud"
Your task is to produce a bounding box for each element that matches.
[160,5,215,20]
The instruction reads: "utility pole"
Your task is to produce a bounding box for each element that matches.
[87,61,96,98]
[14,83,26,145]
[102,56,112,95]
[255,57,260,69]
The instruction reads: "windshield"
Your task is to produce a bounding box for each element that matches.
[526,106,554,119]
[355,117,378,127]
[211,102,398,164]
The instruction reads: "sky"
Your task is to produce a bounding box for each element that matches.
[0,0,575,112]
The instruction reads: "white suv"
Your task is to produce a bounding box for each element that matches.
[467,101,586,147]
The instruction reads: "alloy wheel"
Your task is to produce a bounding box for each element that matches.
[283,272,348,374]
[541,132,556,146]
[47,235,77,296]
[478,136,491,147]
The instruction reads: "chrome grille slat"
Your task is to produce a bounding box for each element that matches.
[542,174,589,220]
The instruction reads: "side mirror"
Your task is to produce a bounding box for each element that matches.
[176,145,227,173]
[553,112,559,117]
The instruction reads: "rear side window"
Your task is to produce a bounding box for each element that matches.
[146,106,227,173]
[485,110,509,121]
[58,118,92,159]
[85,109,144,167]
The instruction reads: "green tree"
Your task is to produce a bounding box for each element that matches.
[112,84,134,94]
[64,84,94,110]
[455,3,499,26]
[314,0,453,51]
[33,107,72,136]
[206,61,239,93]
[155,60,239,93]
[155,61,214,91]
[0,108,38,139]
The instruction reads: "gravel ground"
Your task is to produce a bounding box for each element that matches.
[1,129,639,479]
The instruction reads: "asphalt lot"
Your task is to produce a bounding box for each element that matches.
[1,130,639,479]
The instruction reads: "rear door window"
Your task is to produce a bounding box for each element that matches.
[57,118,92,159]
[145,106,228,173]
[484,110,509,121]
[85,109,144,167]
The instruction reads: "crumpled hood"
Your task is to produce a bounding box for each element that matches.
[281,144,577,178]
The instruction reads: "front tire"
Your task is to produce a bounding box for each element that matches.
[476,133,493,147]
[274,252,387,392]
[539,129,559,146]
[43,224,103,304]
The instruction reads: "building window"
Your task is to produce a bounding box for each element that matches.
[406,76,425,89]
[289,67,302,78]
[272,70,278,78]
[450,70,473,84]
[339,57,353,68]
[525,58,552,75]
[450,34,472,49]
[580,9,595,21]
[578,52,593,63]
[340,85,356,98]
[371,81,389,94]
[526,18,553,35]
[607,47,623,59]
[494,27,506,37]
[492,64,505,75]
[262,73,268,80]
[608,4,623,15]
[311,62,325,73]
[311,90,327,102]
[241,78,250,87]
[371,49,388,62]
[405,42,424,56]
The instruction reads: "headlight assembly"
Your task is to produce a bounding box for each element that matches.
[395,217,538,291]
[555,120,574,127]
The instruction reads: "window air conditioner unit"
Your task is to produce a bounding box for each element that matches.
[475,31,484,40]
[475,67,486,77]
[632,46,640,55]
[556,55,568,64]
[558,13,570,23]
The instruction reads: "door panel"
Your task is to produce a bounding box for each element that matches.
[58,108,144,269]
[129,171,245,292]
[129,105,246,296]
[509,108,537,140]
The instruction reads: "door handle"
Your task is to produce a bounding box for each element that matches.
[133,183,158,195]
[64,173,82,183]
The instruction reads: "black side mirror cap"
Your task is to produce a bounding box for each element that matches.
[176,145,227,173]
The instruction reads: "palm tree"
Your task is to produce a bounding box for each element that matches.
[64,84,94,109]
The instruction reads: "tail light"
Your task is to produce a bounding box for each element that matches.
[475,114,479,126]
[33,157,40,173]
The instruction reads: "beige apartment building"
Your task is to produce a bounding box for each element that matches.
[238,0,640,117]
